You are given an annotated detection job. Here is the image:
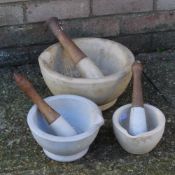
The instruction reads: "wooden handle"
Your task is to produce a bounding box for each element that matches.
[132,61,144,107]
[14,72,59,124]
[47,17,86,64]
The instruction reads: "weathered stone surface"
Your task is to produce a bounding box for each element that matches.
[120,11,175,34]
[62,16,119,37]
[0,24,55,48]
[0,50,175,174]
[0,0,27,3]
[2,31,175,68]
[156,0,175,11]
[2,29,175,68]
[0,45,49,68]
[0,16,119,48]
[116,33,152,53]
[26,0,90,23]
[42,28,175,54]
[93,0,153,16]
[0,4,23,26]
[152,31,175,50]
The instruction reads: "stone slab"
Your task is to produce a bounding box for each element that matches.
[157,0,175,11]
[26,0,90,23]
[93,0,153,16]
[0,4,23,26]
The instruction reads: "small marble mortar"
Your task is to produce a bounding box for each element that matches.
[27,95,104,162]
[112,104,166,154]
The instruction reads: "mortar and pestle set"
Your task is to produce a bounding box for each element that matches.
[14,17,165,162]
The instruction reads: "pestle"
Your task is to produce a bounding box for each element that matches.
[47,17,104,79]
[129,61,148,136]
[14,72,77,136]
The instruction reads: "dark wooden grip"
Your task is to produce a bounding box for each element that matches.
[14,73,59,124]
[47,17,86,64]
[132,61,144,107]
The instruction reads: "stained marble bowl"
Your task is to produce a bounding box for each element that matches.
[38,37,135,110]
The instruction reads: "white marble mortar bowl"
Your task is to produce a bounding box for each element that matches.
[27,95,104,162]
[38,38,135,111]
[112,104,166,154]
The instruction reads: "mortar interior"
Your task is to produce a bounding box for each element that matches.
[44,38,133,78]
[30,97,98,136]
[119,106,159,134]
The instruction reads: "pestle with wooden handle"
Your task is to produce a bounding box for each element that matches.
[14,72,77,137]
[47,17,104,79]
[129,61,148,136]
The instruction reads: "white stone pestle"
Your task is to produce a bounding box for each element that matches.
[129,61,148,136]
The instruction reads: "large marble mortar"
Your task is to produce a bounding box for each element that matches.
[38,38,135,110]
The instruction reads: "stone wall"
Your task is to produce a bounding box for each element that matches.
[1,0,175,66]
